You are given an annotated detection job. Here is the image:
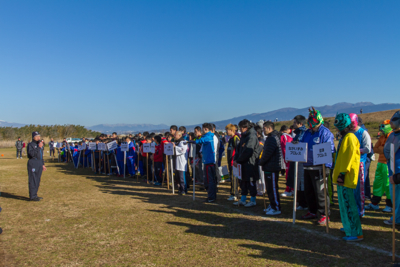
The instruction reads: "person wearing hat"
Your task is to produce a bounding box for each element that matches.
[333,113,363,242]
[27,131,47,201]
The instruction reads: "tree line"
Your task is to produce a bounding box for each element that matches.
[0,125,101,141]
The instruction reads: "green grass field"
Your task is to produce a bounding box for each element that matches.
[0,147,398,266]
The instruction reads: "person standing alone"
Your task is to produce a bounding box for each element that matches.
[15,137,23,159]
[27,132,47,201]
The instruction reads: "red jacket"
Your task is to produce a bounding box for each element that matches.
[154,144,164,162]
[280,133,293,163]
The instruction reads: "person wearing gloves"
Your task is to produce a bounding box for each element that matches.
[233,119,262,208]
[300,107,334,225]
[383,111,400,225]
[333,113,363,242]
[349,113,372,217]
[27,132,47,201]
[366,120,393,212]
[173,131,189,195]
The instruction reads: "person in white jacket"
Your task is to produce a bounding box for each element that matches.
[173,131,189,195]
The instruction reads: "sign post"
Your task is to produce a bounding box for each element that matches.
[82,143,87,168]
[285,142,308,224]
[313,142,333,233]
[121,142,129,179]
[192,144,196,201]
[89,142,96,171]
[143,143,151,184]
[164,143,175,193]
[98,143,106,175]
[151,143,156,184]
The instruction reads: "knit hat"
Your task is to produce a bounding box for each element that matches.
[391,111,400,130]
[334,113,351,131]
[307,107,324,128]
[32,131,40,138]
[349,113,359,128]
[379,120,392,136]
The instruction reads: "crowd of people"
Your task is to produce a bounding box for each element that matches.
[29,109,400,243]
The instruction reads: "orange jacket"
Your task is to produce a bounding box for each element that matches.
[374,134,388,164]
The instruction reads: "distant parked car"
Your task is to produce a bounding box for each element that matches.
[66,137,81,144]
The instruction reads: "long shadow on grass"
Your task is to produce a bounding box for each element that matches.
[53,162,398,263]
[0,192,30,201]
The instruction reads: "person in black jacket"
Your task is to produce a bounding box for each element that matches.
[233,119,262,207]
[259,121,285,215]
[15,137,23,159]
[226,123,241,201]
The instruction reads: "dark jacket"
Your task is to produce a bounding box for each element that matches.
[15,140,23,150]
[227,134,240,167]
[27,141,45,165]
[259,130,285,172]
[233,127,261,182]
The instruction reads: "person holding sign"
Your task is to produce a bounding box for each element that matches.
[152,136,164,186]
[384,111,400,226]
[194,123,217,203]
[300,107,334,225]
[259,121,285,215]
[333,113,363,242]
[126,136,137,177]
[173,131,189,194]
[287,115,308,210]
[233,120,263,208]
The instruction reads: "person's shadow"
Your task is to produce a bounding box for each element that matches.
[0,192,30,201]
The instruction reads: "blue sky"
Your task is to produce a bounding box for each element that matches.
[1,1,399,127]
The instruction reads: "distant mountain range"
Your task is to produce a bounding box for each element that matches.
[88,123,170,134]
[0,120,26,127]
[185,102,400,130]
[2,102,400,134]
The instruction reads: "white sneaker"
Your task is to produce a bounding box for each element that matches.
[382,206,393,213]
[17,158,19,159]
[233,200,247,206]
[264,205,272,212]
[266,208,282,216]
[365,203,379,211]
[281,191,294,197]
[227,196,237,201]
[244,201,256,208]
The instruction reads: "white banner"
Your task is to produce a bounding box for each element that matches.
[150,143,156,153]
[121,142,129,152]
[164,143,174,155]
[312,142,332,165]
[285,142,308,163]
[81,143,87,150]
[143,143,151,153]
[98,143,106,151]
[88,142,96,150]
[107,140,118,151]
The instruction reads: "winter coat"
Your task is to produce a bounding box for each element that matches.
[259,130,285,172]
[195,131,216,165]
[15,140,23,150]
[234,127,261,182]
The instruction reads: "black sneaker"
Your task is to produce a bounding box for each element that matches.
[30,197,41,201]
[37,197,43,200]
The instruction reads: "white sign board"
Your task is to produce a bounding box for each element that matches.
[312,142,332,166]
[150,143,156,153]
[56,142,62,148]
[81,143,87,150]
[143,143,151,153]
[98,143,106,151]
[121,142,129,152]
[77,145,82,151]
[164,143,174,156]
[233,164,242,179]
[88,142,96,150]
[285,142,308,163]
[107,141,118,151]
[189,144,196,158]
